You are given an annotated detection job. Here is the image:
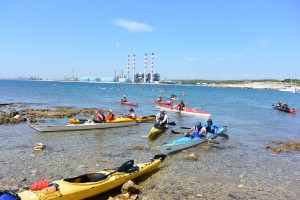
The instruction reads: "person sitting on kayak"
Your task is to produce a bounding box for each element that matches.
[121,95,127,102]
[184,121,210,144]
[177,100,186,111]
[106,110,115,120]
[203,118,219,134]
[155,109,168,129]
[127,108,136,119]
[93,109,105,123]
[157,96,163,102]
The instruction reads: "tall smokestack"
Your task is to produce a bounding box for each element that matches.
[151,53,154,83]
[144,53,147,83]
[127,55,130,79]
[132,54,136,82]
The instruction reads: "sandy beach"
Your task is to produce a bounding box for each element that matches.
[216,81,300,91]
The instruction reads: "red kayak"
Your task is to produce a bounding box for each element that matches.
[117,100,138,107]
[150,100,174,105]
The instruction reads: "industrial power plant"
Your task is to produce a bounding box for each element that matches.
[80,53,160,83]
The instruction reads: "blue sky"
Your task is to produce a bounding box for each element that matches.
[0,0,299,80]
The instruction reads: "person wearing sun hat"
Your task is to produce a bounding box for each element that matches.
[155,109,169,129]
[184,121,210,143]
[127,108,136,119]
[121,95,127,102]
[106,109,115,121]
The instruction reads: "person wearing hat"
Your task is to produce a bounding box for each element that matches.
[121,95,127,102]
[106,109,115,121]
[203,119,219,134]
[177,100,186,111]
[93,109,105,123]
[184,121,210,143]
[155,109,169,129]
[157,96,163,102]
[127,108,136,119]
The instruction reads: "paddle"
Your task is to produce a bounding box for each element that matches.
[180,126,229,138]
[170,130,220,144]
[167,121,176,126]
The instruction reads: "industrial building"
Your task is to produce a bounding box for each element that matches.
[80,53,160,83]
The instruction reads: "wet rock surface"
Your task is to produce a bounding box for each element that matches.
[0,102,100,124]
[108,180,139,200]
[262,141,300,153]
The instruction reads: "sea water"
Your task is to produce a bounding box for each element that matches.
[0,80,299,199]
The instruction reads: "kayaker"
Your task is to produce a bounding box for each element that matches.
[203,118,219,134]
[155,109,169,129]
[127,108,136,119]
[177,100,186,111]
[93,109,105,123]
[184,121,210,144]
[106,110,115,120]
[157,96,163,102]
[121,95,127,102]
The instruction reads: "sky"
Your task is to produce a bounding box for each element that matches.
[0,0,299,80]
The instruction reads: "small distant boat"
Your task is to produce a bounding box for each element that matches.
[156,105,211,117]
[279,86,297,93]
[272,104,297,114]
[116,100,138,107]
[150,100,174,105]
[279,68,298,93]
[99,87,106,90]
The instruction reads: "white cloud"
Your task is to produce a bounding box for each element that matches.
[258,39,272,47]
[116,42,120,49]
[250,39,272,53]
[232,53,244,59]
[185,56,199,62]
[214,57,222,61]
[114,19,154,32]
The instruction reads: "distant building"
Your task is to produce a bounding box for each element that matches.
[134,73,160,83]
[101,77,116,82]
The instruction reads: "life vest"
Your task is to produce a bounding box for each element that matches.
[206,125,212,133]
[159,113,165,121]
[192,126,203,137]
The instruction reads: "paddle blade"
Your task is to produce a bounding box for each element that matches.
[218,133,229,138]
[171,130,182,134]
[168,122,176,126]
[208,139,220,144]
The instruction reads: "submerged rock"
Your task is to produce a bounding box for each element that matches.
[109,180,139,200]
[276,142,300,151]
[183,153,198,161]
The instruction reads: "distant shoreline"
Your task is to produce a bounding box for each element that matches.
[1,79,300,91]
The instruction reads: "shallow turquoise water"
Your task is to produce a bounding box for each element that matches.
[0,80,299,199]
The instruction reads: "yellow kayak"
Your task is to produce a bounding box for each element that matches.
[70,116,155,124]
[105,117,134,123]
[136,115,156,123]
[147,127,167,140]
[17,155,166,200]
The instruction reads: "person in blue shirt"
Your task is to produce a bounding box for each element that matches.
[184,121,210,143]
[204,118,219,134]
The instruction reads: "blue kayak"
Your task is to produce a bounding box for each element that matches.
[157,126,227,155]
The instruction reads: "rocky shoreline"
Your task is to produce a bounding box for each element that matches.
[0,102,101,125]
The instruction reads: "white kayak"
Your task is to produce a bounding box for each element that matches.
[29,121,138,132]
[157,126,227,155]
[156,105,211,117]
